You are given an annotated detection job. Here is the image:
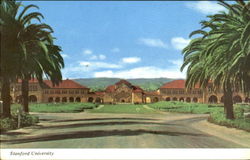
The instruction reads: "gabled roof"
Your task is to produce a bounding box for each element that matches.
[160,80,200,89]
[105,85,116,92]
[43,79,88,89]
[115,79,132,86]
[105,80,144,93]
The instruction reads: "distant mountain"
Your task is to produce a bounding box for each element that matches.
[73,78,179,91]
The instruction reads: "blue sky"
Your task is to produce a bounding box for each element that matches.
[23,1,227,79]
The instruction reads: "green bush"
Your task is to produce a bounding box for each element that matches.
[208,110,250,132]
[0,117,17,131]
[0,114,39,132]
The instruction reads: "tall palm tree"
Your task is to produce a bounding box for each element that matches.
[14,4,64,113]
[182,0,250,119]
[1,0,25,117]
[1,0,64,116]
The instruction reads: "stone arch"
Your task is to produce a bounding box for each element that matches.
[146,97,151,103]
[62,97,67,102]
[69,97,74,102]
[152,97,159,103]
[193,97,198,103]
[55,97,60,103]
[88,97,94,103]
[121,99,125,103]
[48,97,53,103]
[172,97,177,101]
[29,95,37,102]
[245,97,250,103]
[220,96,224,103]
[233,95,242,103]
[75,97,81,102]
[95,97,102,103]
[179,97,184,102]
[208,95,218,103]
[165,97,171,101]
[186,97,191,103]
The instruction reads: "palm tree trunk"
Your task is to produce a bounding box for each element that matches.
[223,83,234,119]
[1,77,11,117]
[21,77,29,113]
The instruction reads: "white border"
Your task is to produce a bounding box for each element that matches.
[1,149,250,160]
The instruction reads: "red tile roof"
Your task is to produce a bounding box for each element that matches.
[105,85,116,92]
[43,79,88,89]
[132,86,144,93]
[17,79,88,89]
[115,79,131,86]
[160,80,200,89]
[105,82,144,93]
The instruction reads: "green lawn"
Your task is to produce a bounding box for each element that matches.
[148,101,250,132]
[11,103,97,113]
[90,104,158,114]
[147,101,224,114]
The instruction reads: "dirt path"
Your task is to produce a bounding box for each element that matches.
[1,112,249,148]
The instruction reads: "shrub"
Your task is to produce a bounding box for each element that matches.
[208,110,250,132]
[0,114,39,132]
[0,117,17,131]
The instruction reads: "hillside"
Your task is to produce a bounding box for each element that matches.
[73,78,179,91]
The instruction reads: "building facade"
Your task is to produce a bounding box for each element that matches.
[159,80,250,104]
[1,79,249,104]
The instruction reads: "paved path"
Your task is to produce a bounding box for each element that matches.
[1,112,249,148]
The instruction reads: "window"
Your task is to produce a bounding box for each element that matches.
[167,90,171,94]
[44,90,49,94]
[179,90,184,94]
[69,90,74,94]
[55,90,61,94]
[81,90,85,94]
[192,90,196,94]
[62,90,67,94]
[50,90,54,94]
[75,90,79,94]
[172,90,178,94]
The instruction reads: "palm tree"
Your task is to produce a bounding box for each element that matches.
[1,0,24,117]
[1,0,64,116]
[14,4,64,113]
[182,0,250,119]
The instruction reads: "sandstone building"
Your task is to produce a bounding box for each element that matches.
[1,79,249,104]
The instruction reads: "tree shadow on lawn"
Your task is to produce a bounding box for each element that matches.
[1,129,206,144]
[39,121,181,130]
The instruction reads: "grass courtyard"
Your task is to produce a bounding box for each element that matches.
[90,104,158,114]
[1,102,250,132]
[11,103,97,113]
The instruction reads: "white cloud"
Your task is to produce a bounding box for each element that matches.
[99,54,106,60]
[94,66,185,79]
[171,37,191,50]
[138,38,168,49]
[89,54,106,60]
[122,57,141,64]
[83,49,93,55]
[79,61,122,70]
[89,55,98,60]
[168,59,183,67]
[61,54,69,58]
[186,1,227,15]
[111,48,120,53]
